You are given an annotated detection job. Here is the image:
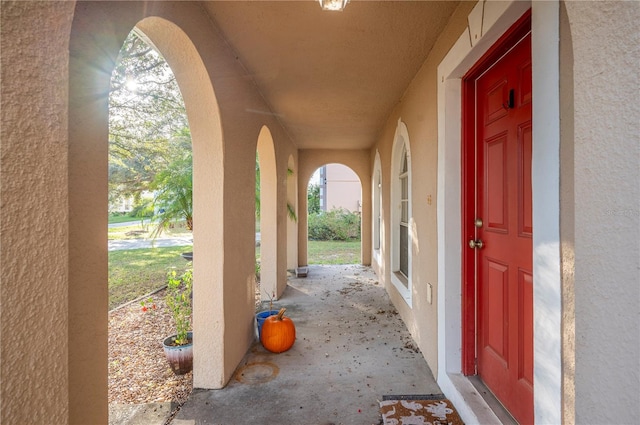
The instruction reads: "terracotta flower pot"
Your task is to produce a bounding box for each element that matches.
[162,332,193,375]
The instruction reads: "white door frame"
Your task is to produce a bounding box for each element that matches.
[436,1,562,423]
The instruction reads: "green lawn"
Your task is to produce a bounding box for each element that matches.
[257,240,360,265]
[108,214,146,224]
[109,245,192,310]
[109,239,359,310]
[307,240,360,265]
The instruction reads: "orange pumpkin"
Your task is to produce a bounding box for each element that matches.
[260,308,296,353]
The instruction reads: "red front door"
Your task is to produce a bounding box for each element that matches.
[463,14,533,425]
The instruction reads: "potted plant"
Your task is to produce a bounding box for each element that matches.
[162,268,193,375]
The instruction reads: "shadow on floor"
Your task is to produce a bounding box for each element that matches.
[173,265,441,425]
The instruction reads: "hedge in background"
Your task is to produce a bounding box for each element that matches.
[308,208,361,241]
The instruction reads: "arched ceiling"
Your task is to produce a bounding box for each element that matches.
[201,1,462,149]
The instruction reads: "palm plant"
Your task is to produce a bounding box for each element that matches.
[150,150,192,239]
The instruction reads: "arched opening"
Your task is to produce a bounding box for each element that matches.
[133,16,227,392]
[256,126,277,302]
[68,8,226,420]
[107,28,194,408]
[306,163,362,265]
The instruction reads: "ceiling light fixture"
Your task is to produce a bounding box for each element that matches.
[318,0,350,12]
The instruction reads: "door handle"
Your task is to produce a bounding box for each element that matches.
[468,239,484,249]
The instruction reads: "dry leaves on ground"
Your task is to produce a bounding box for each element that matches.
[108,290,192,406]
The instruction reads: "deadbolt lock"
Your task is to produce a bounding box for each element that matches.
[474,218,483,228]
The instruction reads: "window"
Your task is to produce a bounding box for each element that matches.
[373,153,382,256]
[399,147,409,277]
[391,120,412,305]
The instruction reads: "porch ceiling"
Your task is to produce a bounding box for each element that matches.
[201,1,461,150]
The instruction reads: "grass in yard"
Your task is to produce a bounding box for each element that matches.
[307,240,360,265]
[109,246,192,310]
[110,239,357,310]
[108,214,147,224]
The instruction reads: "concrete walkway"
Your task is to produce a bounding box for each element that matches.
[108,236,193,251]
[171,265,441,425]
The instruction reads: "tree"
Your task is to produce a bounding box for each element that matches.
[109,30,191,209]
[149,150,193,238]
[307,184,321,215]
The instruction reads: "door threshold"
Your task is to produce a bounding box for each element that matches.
[468,376,518,425]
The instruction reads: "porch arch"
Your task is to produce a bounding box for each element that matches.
[297,149,371,267]
[134,17,228,392]
[256,126,278,300]
[68,3,250,421]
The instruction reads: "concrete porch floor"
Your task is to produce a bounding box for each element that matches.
[173,264,442,425]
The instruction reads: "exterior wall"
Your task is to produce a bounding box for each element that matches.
[431,1,639,423]
[370,0,476,377]
[563,2,640,423]
[324,164,362,213]
[1,2,76,423]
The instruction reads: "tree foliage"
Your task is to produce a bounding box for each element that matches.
[307,183,321,215]
[149,150,193,238]
[109,30,191,208]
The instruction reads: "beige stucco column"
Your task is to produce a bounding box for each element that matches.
[1,2,77,423]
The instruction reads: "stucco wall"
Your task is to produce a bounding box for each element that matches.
[1,2,75,423]
[371,1,476,376]
[563,1,640,422]
[324,164,362,213]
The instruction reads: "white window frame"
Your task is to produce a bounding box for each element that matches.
[390,120,412,306]
[372,152,382,264]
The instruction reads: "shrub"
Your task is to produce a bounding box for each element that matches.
[308,208,361,241]
[129,202,154,219]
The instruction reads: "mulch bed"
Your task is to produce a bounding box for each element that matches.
[108,289,192,406]
[109,280,263,410]
[109,283,262,407]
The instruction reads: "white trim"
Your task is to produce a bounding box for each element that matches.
[436,1,562,424]
[390,119,412,306]
[530,3,562,423]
